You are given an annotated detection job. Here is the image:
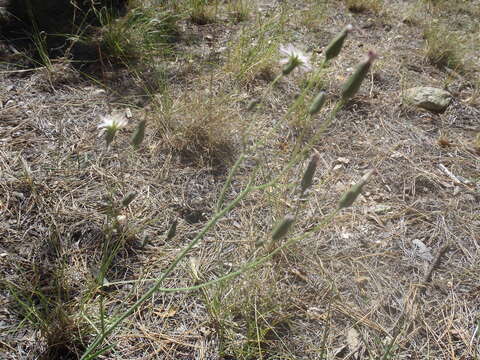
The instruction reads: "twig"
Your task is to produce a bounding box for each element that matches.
[438,163,470,185]
[420,243,450,294]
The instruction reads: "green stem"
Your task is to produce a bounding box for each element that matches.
[216,153,246,212]
[81,50,345,360]
[80,181,253,359]
[99,294,105,336]
[100,210,339,294]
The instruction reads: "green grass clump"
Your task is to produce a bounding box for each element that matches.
[423,22,466,72]
[97,5,179,65]
[187,0,218,25]
[227,0,253,23]
[224,14,286,84]
[5,268,87,359]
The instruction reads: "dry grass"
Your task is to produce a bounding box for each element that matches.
[423,22,466,73]
[151,82,241,166]
[1,0,480,359]
[344,0,384,14]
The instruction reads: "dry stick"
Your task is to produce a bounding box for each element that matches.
[420,242,450,295]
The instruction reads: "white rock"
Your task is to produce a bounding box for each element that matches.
[404,86,452,112]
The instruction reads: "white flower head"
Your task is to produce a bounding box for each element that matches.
[279,44,312,75]
[98,113,128,132]
[98,112,128,148]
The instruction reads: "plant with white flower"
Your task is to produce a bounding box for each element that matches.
[98,113,128,148]
[279,44,312,75]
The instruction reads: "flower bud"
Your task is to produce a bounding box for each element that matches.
[247,98,260,111]
[166,220,178,241]
[105,128,116,148]
[121,191,137,207]
[341,50,377,102]
[308,91,327,115]
[271,214,295,241]
[324,24,353,62]
[131,119,146,149]
[300,151,320,194]
[337,170,374,209]
[282,57,300,75]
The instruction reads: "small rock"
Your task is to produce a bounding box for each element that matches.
[369,204,392,214]
[412,239,434,262]
[346,327,361,351]
[404,86,452,112]
[12,191,25,200]
[335,157,350,165]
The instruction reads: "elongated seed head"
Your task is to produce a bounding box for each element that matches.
[105,128,116,148]
[166,220,178,241]
[300,152,320,194]
[341,50,377,102]
[131,120,146,149]
[309,91,327,115]
[272,214,295,241]
[338,170,374,209]
[324,24,353,62]
[121,191,137,207]
[282,57,300,75]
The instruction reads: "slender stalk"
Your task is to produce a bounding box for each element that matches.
[97,210,339,293]
[216,153,246,212]
[82,185,338,359]
[99,294,105,336]
[215,70,284,213]
[80,181,253,359]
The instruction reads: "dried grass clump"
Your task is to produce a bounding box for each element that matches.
[423,22,466,72]
[344,0,383,14]
[156,91,240,165]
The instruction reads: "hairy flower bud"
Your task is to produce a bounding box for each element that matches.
[131,120,146,150]
[247,98,260,111]
[341,50,377,102]
[282,57,300,75]
[308,91,327,115]
[324,24,353,62]
[121,192,137,207]
[300,151,320,194]
[165,220,178,241]
[271,215,295,241]
[105,128,116,148]
[338,170,374,209]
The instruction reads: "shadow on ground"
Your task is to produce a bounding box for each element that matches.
[0,0,127,67]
